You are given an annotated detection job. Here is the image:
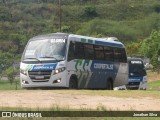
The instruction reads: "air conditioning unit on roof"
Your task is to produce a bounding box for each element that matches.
[104,37,119,41]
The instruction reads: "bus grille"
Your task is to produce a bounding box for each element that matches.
[28,70,52,82]
[128,82,140,85]
[127,82,140,90]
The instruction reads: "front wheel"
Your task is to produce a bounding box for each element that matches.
[69,78,78,89]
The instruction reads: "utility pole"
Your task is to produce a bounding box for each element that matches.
[58,0,61,32]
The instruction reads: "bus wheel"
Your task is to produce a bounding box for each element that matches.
[69,78,77,89]
[106,80,113,90]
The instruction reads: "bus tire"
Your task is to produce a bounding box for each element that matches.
[69,77,78,89]
[106,79,113,90]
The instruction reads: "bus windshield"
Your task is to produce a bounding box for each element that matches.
[129,60,146,77]
[22,38,66,61]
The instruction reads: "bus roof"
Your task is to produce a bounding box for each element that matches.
[69,34,125,48]
[29,32,69,41]
[127,57,143,61]
[29,32,124,48]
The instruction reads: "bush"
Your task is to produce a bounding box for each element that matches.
[153,4,160,13]
[4,67,18,85]
[81,5,98,20]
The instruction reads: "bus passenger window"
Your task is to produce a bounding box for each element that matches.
[75,42,85,59]
[94,45,104,60]
[114,48,127,63]
[114,48,121,62]
[104,46,114,61]
[121,49,127,63]
[84,44,94,60]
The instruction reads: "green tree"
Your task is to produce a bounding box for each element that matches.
[4,67,18,85]
[126,42,142,57]
[81,5,98,20]
[141,30,160,73]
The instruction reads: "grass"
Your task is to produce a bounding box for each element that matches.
[147,70,160,82]
[65,90,160,98]
[0,79,21,90]
[0,88,160,98]
[148,80,160,91]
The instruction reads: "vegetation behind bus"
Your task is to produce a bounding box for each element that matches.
[141,31,160,73]
[0,0,160,78]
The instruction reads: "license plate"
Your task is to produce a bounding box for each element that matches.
[35,76,44,79]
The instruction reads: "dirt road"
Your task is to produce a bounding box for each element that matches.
[0,90,160,111]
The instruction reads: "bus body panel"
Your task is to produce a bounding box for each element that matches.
[114,63,128,87]
[67,59,128,88]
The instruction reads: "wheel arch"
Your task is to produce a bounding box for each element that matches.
[69,74,78,88]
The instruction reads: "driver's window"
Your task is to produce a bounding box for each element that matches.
[68,41,75,61]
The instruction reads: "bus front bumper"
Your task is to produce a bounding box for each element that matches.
[126,81,147,90]
[20,72,67,88]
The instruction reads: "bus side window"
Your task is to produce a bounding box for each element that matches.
[121,49,127,63]
[68,41,75,61]
[84,44,94,60]
[114,48,127,63]
[94,45,104,60]
[104,46,114,61]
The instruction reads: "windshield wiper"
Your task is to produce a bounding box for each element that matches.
[24,57,41,62]
[39,56,59,61]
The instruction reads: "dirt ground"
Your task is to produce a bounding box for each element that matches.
[0,90,160,111]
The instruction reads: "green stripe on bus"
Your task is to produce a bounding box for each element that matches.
[75,59,83,71]
[81,38,86,43]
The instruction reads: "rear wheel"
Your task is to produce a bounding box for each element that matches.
[69,78,78,89]
[106,80,113,90]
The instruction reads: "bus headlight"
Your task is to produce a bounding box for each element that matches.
[54,67,65,74]
[20,69,27,75]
